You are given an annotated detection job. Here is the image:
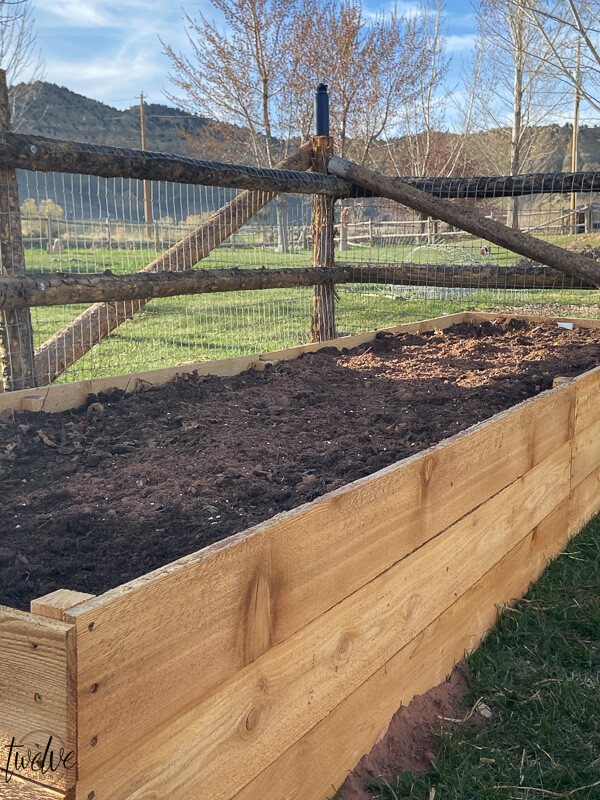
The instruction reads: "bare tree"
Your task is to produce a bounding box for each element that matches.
[287,1,426,163]
[470,0,567,227]
[284,0,428,249]
[0,0,44,129]
[395,0,451,179]
[163,0,316,252]
[164,0,432,251]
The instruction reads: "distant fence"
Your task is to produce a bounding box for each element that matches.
[2,71,600,391]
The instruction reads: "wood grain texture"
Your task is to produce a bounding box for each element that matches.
[62,385,574,786]
[572,366,600,434]
[31,591,95,622]
[310,135,336,342]
[571,367,600,488]
[236,498,573,800]
[71,442,571,800]
[568,461,600,535]
[0,607,74,791]
[0,70,35,391]
[0,774,69,799]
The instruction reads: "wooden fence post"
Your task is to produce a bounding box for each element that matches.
[0,69,35,390]
[310,84,336,342]
[310,135,336,342]
[46,214,52,251]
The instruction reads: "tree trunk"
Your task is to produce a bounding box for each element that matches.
[275,195,289,253]
[507,8,524,230]
[0,69,35,392]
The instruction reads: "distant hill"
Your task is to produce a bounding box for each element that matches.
[8,82,254,221]
[9,81,237,155]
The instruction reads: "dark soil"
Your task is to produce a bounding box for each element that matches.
[2,317,600,611]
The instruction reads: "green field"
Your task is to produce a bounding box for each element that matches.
[24,239,600,383]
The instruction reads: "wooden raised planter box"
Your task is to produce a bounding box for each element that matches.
[2,311,600,800]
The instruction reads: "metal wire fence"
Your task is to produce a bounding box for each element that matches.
[16,169,317,383]
[5,164,600,388]
[336,188,600,332]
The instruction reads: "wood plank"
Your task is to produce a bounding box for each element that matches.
[236,498,572,800]
[0,608,75,792]
[572,415,600,487]
[63,384,574,782]
[466,311,600,330]
[72,442,571,798]
[0,774,69,800]
[31,590,95,621]
[573,365,600,434]
[568,461,600,535]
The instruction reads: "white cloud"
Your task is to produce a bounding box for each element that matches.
[34,0,117,28]
[32,0,196,107]
[43,45,169,106]
[445,33,477,53]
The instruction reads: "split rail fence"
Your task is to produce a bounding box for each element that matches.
[3,73,600,391]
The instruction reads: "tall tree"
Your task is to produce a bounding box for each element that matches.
[164,0,433,251]
[471,0,567,228]
[284,0,427,249]
[163,0,314,252]
[286,1,427,163]
[517,0,600,113]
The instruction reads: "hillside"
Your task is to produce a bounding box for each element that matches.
[9,81,236,156]
[8,82,252,221]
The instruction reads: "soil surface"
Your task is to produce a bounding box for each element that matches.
[2,316,600,611]
[336,667,470,798]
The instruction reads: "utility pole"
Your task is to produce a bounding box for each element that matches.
[140,92,153,240]
[571,41,581,235]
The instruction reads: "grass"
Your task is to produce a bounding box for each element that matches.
[366,515,600,800]
[22,238,600,382]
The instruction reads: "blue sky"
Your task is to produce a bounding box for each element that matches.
[32,0,478,111]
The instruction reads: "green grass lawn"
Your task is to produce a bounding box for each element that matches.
[365,516,600,800]
[23,240,600,382]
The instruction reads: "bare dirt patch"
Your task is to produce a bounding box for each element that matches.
[335,667,470,799]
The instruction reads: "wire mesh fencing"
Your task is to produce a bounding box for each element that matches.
[5,161,600,390]
[15,169,316,384]
[336,181,600,333]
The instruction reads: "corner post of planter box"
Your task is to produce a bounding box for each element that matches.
[0,68,36,392]
[0,589,93,797]
[310,83,336,342]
